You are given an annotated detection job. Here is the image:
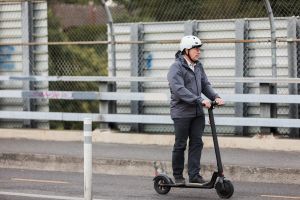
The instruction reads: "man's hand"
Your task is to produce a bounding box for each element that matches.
[202,98,225,108]
[201,99,211,108]
[215,97,225,106]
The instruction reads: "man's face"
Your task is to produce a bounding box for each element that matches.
[186,47,201,62]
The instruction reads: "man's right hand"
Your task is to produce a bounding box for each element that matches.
[201,99,211,108]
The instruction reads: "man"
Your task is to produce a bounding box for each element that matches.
[167,35,224,184]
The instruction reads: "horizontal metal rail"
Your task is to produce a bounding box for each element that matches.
[1,90,300,104]
[1,76,300,83]
[1,76,299,129]
[0,38,300,46]
[0,111,300,128]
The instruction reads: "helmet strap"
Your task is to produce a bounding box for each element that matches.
[185,49,195,64]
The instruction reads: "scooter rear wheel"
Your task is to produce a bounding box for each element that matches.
[153,176,171,195]
[215,179,234,199]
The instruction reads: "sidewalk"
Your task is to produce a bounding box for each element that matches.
[0,128,299,184]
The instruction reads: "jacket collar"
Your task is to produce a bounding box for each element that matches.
[175,51,200,71]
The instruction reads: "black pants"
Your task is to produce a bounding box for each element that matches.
[172,116,205,179]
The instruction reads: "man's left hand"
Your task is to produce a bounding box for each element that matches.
[215,97,225,106]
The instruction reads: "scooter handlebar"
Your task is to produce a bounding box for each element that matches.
[209,101,218,110]
[211,100,218,106]
[202,100,222,109]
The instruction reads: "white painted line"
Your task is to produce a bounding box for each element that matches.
[261,195,300,199]
[12,178,69,184]
[0,191,108,200]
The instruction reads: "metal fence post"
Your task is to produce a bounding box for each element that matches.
[101,0,117,129]
[130,23,143,132]
[235,19,248,136]
[21,1,34,128]
[264,0,278,134]
[287,17,299,138]
[260,83,271,134]
[184,20,197,36]
[99,82,109,129]
[84,118,92,200]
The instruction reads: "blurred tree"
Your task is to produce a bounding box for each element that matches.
[111,0,267,21]
[48,9,107,77]
[271,0,300,17]
[50,0,300,22]
[48,9,107,129]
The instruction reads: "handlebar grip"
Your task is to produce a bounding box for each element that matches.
[209,101,218,109]
[211,101,218,106]
[203,100,221,109]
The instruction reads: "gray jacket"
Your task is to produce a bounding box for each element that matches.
[167,51,219,119]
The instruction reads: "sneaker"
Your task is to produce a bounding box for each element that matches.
[174,177,186,184]
[189,175,206,184]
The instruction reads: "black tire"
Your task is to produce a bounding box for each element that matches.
[154,176,171,195]
[215,179,234,199]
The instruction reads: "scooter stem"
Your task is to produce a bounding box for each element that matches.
[208,101,224,176]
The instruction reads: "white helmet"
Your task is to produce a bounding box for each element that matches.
[179,35,202,52]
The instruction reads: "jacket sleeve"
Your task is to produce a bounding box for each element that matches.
[200,67,220,101]
[167,63,204,104]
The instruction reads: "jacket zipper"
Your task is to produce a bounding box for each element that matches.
[183,61,201,117]
[187,66,200,117]
[194,70,200,116]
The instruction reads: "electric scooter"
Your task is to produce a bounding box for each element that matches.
[153,101,234,199]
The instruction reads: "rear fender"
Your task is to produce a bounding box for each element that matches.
[153,174,173,184]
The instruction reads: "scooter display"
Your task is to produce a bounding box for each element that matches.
[153,101,234,199]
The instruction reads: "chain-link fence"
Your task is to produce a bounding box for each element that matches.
[0,0,300,136]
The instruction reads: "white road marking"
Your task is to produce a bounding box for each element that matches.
[0,191,108,200]
[261,195,300,199]
[12,178,69,184]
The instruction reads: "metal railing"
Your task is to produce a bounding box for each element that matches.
[0,75,300,137]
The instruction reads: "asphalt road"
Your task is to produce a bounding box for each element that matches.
[1,139,299,169]
[0,168,299,200]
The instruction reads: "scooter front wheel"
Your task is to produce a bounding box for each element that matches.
[215,179,234,199]
[153,176,171,195]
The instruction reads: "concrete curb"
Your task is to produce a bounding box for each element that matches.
[1,128,300,152]
[0,153,299,184]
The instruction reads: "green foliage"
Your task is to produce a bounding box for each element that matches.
[112,0,299,21]
[50,0,300,23]
[48,0,102,5]
[271,0,300,17]
[112,0,266,21]
[66,24,107,42]
[48,8,107,130]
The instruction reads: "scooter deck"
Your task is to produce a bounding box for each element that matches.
[162,181,212,188]
[156,172,219,189]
